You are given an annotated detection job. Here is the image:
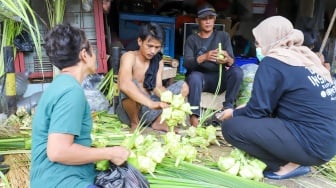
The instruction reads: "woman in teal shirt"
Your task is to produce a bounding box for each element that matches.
[30,24,130,188]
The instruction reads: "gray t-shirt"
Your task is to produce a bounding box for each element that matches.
[184,30,234,73]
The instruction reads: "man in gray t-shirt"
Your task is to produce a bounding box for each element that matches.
[184,3,243,126]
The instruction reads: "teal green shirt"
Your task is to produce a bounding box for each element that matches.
[30,74,96,188]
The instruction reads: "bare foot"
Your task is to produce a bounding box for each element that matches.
[151,122,169,131]
[130,123,138,133]
[151,122,179,133]
[190,115,199,127]
[274,162,300,176]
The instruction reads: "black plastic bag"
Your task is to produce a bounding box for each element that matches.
[94,162,150,188]
[14,30,34,52]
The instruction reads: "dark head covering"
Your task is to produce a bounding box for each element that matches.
[197,3,217,18]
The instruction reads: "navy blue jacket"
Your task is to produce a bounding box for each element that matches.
[234,57,336,161]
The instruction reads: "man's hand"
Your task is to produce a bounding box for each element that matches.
[149,101,169,110]
[200,49,218,63]
[216,49,233,66]
[198,49,233,66]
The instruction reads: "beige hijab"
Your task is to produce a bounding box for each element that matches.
[252,16,332,83]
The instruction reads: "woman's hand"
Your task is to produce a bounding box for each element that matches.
[216,108,234,121]
[107,146,130,166]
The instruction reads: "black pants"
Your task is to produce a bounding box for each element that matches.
[186,66,243,116]
[221,116,325,171]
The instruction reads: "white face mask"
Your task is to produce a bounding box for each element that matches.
[256,47,264,62]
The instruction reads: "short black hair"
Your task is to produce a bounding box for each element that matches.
[44,23,91,70]
[138,22,165,45]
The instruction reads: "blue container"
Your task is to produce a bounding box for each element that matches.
[235,56,259,66]
[119,13,175,58]
[179,56,187,74]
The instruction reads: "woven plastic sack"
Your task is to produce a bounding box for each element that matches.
[95,162,150,188]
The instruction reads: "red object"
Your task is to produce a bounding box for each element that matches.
[175,15,195,32]
[14,52,25,73]
[93,0,108,73]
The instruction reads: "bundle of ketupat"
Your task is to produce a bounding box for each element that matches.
[160,90,197,131]
[0,107,32,152]
[217,148,267,181]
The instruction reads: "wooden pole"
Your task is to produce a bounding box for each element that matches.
[319,8,336,53]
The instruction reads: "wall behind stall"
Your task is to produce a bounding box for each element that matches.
[26,0,107,80]
[232,0,336,58]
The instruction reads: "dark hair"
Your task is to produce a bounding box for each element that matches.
[44,23,91,70]
[138,22,165,45]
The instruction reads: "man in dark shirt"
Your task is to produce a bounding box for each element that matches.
[183,2,243,126]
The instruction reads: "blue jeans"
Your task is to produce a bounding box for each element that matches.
[187,66,243,116]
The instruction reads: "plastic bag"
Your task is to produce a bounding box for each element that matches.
[14,30,34,52]
[82,75,109,112]
[95,162,150,188]
[236,63,259,106]
[17,91,43,114]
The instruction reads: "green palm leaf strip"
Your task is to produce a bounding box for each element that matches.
[198,63,223,126]
[148,158,278,188]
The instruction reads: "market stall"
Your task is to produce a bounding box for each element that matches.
[0,0,336,188]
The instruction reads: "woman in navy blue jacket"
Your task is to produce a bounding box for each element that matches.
[218,16,336,180]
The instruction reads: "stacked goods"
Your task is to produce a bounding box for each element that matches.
[217,148,267,181]
[160,90,197,131]
[184,125,220,148]
[123,133,166,176]
[91,111,130,148]
[0,107,32,152]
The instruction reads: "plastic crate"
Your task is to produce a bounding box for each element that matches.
[119,13,175,58]
[235,56,259,66]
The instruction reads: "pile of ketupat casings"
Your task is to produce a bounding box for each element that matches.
[92,113,267,183]
[0,107,33,152]
[94,125,219,176]
[218,148,267,181]
[92,59,268,183]
[159,90,198,131]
